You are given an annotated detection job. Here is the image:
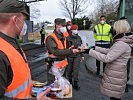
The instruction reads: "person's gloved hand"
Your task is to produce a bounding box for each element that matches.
[89,46,95,50]
[82,46,95,54]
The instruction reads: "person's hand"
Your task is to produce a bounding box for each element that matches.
[72,49,79,54]
[37,87,53,100]
[69,45,74,49]
[82,57,84,60]
[82,46,95,54]
[89,46,95,50]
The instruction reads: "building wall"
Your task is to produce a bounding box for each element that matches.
[118,0,133,28]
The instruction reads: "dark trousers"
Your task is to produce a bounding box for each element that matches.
[47,64,55,85]
[125,59,130,91]
[110,97,121,100]
[96,43,110,74]
[67,57,81,82]
[41,34,45,45]
[96,60,106,73]
[127,59,130,81]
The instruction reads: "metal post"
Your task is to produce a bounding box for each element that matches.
[83,20,86,30]
[122,0,125,16]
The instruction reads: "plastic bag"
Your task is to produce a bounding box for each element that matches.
[58,77,70,95]
[49,66,71,98]
[49,66,65,78]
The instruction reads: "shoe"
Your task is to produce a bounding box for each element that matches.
[73,81,80,91]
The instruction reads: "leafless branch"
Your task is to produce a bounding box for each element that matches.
[59,0,88,20]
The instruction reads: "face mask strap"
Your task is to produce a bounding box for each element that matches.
[15,22,21,31]
[15,17,27,36]
[17,17,23,23]
[15,17,24,31]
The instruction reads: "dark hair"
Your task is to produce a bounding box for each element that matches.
[100,15,106,19]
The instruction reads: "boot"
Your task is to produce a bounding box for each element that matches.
[73,81,80,91]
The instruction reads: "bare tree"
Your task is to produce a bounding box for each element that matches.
[88,0,119,23]
[28,2,41,21]
[59,0,89,20]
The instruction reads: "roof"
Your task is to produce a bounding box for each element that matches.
[19,0,46,3]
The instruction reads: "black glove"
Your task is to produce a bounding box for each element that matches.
[45,57,54,66]
[89,46,95,50]
[82,46,95,54]
[82,49,90,54]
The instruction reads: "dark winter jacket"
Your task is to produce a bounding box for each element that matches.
[66,33,82,57]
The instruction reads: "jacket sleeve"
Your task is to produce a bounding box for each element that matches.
[93,27,96,33]
[109,27,113,35]
[46,36,73,56]
[95,46,110,54]
[89,41,129,63]
[66,37,72,48]
[93,26,97,39]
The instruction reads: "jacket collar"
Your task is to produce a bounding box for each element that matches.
[113,32,133,40]
[53,30,65,41]
[113,32,133,44]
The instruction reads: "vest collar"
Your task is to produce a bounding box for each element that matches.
[53,30,65,41]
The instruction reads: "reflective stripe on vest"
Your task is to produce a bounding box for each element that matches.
[4,77,31,97]
[0,38,32,99]
[94,24,112,41]
[47,33,68,68]
[95,41,110,45]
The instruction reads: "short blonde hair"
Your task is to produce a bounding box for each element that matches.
[113,20,131,34]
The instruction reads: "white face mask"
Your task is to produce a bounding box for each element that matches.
[72,30,78,34]
[100,20,105,24]
[67,26,71,30]
[15,18,27,36]
[60,27,67,33]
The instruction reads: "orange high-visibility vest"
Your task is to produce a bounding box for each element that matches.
[48,33,68,68]
[64,31,69,37]
[0,38,32,99]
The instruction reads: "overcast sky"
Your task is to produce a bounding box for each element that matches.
[29,0,95,24]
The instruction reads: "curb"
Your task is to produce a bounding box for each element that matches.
[21,43,43,51]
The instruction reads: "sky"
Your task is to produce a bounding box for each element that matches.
[29,0,96,24]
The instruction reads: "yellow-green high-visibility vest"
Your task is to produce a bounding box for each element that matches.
[94,23,112,42]
[42,28,46,34]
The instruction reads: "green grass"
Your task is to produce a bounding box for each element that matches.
[46,26,54,30]
[17,39,34,43]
